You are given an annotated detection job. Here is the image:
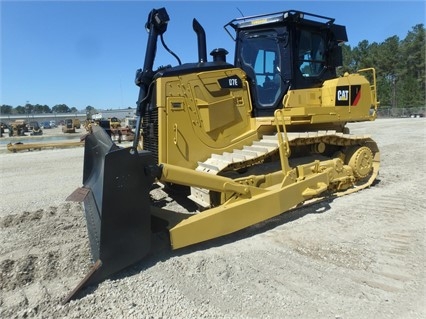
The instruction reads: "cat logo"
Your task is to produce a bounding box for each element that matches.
[336,85,361,106]
[337,89,349,101]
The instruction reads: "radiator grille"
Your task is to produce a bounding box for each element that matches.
[142,107,159,164]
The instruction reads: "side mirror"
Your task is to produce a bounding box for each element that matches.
[330,45,343,67]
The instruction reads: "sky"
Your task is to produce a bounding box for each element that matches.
[1,0,425,111]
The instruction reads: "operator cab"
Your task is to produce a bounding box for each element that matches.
[226,10,348,116]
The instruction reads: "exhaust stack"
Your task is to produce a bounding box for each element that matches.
[193,18,207,63]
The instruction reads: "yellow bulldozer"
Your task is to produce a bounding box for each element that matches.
[62,119,76,133]
[66,8,379,301]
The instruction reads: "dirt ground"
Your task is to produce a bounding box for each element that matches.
[0,118,425,318]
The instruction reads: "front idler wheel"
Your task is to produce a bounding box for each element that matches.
[345,146,374,179]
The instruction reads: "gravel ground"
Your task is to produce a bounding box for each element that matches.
[0,118,425,318]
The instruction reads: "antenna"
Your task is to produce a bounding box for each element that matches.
[236,7,244,17]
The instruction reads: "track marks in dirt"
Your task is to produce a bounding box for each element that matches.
[0,209,46,228]
[0,250,64,291]
[332,184,424,304]
[0,202,91,317]
[352,229,419,297]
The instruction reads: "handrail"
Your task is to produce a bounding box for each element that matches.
[273,109,291,174]
[358,68,380,117]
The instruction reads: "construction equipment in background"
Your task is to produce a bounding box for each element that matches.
[66,8,380,302]
[28,121,43,136]
[108,117,135,143]
[0,122,8,137]
[73,118,81,129]
[8,120,28,137]
[85,116,135,143]
[62,119,76,133]
[108,117,121,129]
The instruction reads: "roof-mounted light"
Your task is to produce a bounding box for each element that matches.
[237,14,284,29]
[283,11,304,20]
[224,10,335,41]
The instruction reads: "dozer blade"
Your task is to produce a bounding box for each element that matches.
[65,125,156,302]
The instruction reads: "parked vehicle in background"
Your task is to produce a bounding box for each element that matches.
[8,120,28,136]
[42,122,52,129]
[0,122,8,137]
[29,121,43,135]
[72,118,81,129]
[28,121,38,131]
[62,119,76,133]
[124,117,137,131]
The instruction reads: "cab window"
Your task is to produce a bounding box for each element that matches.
[298,30,326,77]
[240,32,283,107]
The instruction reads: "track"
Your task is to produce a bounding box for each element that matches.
[190,130,380,208]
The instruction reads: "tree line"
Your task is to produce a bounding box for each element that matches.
[340,24,424,109]
[0,103,81,115]
[1,24,424,114]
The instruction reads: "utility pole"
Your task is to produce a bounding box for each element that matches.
[392,76,397,116]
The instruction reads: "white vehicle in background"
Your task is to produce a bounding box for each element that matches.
[92,113,103,121]
[124,117,137,130]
